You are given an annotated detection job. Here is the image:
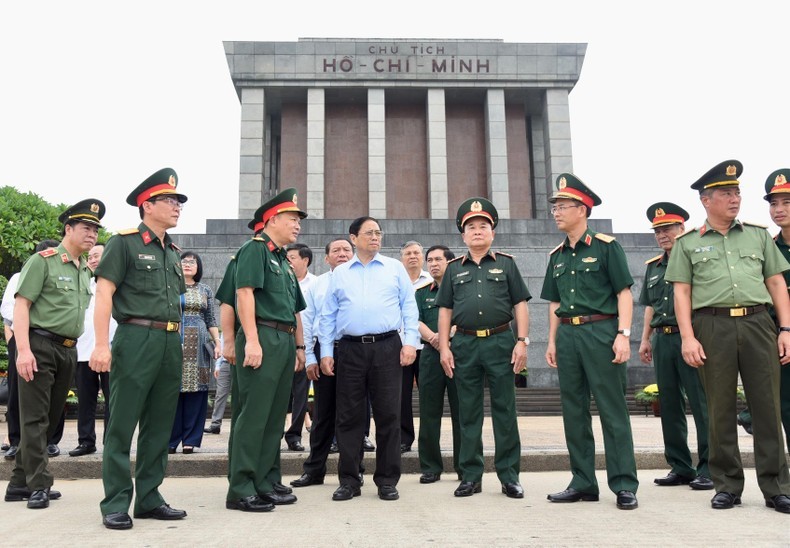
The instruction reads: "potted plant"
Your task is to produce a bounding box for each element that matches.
[634,384,660,417]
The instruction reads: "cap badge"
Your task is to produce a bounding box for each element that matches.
[471,200,482,213]
[776,174,788,187]
[655,207,665,217]
[292,193,298,205]
[90,203,100,213]
[558,177,567,190]
[168,175,176,187]
[725,165,737,177]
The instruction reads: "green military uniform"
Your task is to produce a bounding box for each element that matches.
[541,174,639,497]
[665,160,790,499]
[227,191,307,502]
[770,231,790,450]
[415,280,460,477]
[97,168,188,517]
[435,198,531,486]
[639,202,709,482]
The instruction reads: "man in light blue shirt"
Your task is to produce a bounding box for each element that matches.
[319,216,419,502]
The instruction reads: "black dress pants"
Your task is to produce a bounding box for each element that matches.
[74,360,110,446]
[400,349,420,449]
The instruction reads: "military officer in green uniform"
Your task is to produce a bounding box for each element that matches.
[90,168,188,529]
[226,188,307,512]
[541,173,639,510]
[638,202,712,490]
[665,160,790,513]
[6,199,103,509]
[415,244,461,484]
[437,198,530,499]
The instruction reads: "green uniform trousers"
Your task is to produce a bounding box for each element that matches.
[652,331,710,478]
[12,333,76,490]
[100,325,182,515]
[556,318,639,494]
[738,364,790,451]
[417,346,461,476]
[227,325,294,500]
[693,310,790,497]
[452,331,518,484]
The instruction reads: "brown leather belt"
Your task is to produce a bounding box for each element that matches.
[694,305,766,317]
[256,319,297,334]
[559,314,616,326]
[31,328,77,348]
[455,323,510,337]
[341,330,398,344]
[122,318,181,332]
[655,326,680,334]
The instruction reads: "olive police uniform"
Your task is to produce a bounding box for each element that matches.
[639,203,710,482]
[415,280,460,477]
[227,190,306,502]
[9,200,102,496]
[665,160,790,499]
[435,198,531,485]
[541,174,639,496]
[96,169,187,516]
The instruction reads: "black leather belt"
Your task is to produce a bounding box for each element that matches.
[341,330,398,344]
[455,323,510,337]
[122,318,180,332]
[256,319,297,334]
[695,305,766,317]
[31,328,77,348]
[559,314,616,325]
[655,326,680,334]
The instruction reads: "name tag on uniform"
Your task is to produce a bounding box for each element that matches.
[425,297,435,303]
[649,275,659,281]
[693,246,713,253]
[270,259,279,266]
[554,262,564,269]
[138,254,156,261]
[455,271,470,278]
[581,257,597,263]
[58,275,73,282]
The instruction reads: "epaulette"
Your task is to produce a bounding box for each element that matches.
[252,236,265,242]
[170,242,182,252]
[645,254,662,265]
[549,242,563,255]
[447,256,463,263]
[495,251,514,258]
[743,221,768,229]
[674,227,698,240]
[594,233,615,243]
[117,228,139,236]
[37,248,58,258]
[415,280,433,291]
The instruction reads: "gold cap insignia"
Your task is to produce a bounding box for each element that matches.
[90,203,100,213]
[558,177,567,190]
[471,200,482,212]
[292,193,298,205]
[726,165,737,177]
[168,175,177,187]
[776,174,788,187]
[655,207,665,217]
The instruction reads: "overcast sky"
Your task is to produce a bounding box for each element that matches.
[2,1,788,236]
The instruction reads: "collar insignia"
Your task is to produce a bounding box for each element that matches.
[141,231,152,245]
[61,253,70,263]
[584,234,592,245]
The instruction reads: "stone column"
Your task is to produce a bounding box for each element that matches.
[368,88,386,219]
[238,88,265,220]
[542,89,574,206]
[426,89,449,219]
[485,89,510,218]
[307,88,326,219]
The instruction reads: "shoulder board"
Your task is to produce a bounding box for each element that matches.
[594,233,615,243]
[674,227,698,240]
[494,251,513,258]
[252,236,265,242]
[415,280,433,291]
[447,256,463,264]
[230,255,236,260]
[117,228,139,236]
[169,242,182,252]
[645,254,663,265]
[37,248,58,258]
[549,242,563,255]
[742,221,768,229]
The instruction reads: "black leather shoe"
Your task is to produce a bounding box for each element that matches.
[329,442,339,453]
[362,437,375,452]
[27,489,50,509]
[47,444,60,458]
[765,495,790,514]
[103,512,133,529]
[4,445,18,460]
[400,444,412,453]
[0,442,8,451]
[711,492,741,509]
[272,481,293,495]
[502,482,524,499]
[68,444,97,457]
[653,472,694,486]
[291,473,325,487]
[737,416,753,435]
[332,484,361,501]
[259,491,297,505]
[134,503,187,520]
[419,472,441,484]
[168,447,176,454]
[5,485,61,502]
[203,425,221,434]
[547,488,599,502]
[616,490,638,510]
[226,495,274,512]
[287,440,305,452]
[689,475,714,490]
[454,481,482,497]
[378,484,399,501]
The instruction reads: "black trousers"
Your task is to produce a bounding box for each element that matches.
[336,335,401,488]
[285,368,309,444]
[74,360,110,446]
[400,350,420,448]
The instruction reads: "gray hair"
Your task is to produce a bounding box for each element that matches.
[400,240,423,255]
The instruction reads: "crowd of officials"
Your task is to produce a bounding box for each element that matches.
[2,160,789,530]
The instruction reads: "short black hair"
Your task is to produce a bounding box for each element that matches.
[286,243,313,266]
[34,239,60,253]
[425,244,454,261]
[180,251,203,282]
[324,237,353,254]
[349,216,380,236]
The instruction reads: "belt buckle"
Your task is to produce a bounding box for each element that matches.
[662,327,672,334]
[571,316,582,326]
[476,329,488,337]
[166,321,179,332]
[288,325,296,335]
[361,335,375,344]
[729,307,747,317]
[63,338,76,348]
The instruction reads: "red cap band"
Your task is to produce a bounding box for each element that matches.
[261,201,299,225]
[460,211,494,228]
[652,213,685,227]
[554,187,594,209]
[252,221,265,233]
[136,183,176,207]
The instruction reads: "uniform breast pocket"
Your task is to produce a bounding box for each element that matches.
[485,272,509,298]
[645,276,666,303]
[690,249,721,283]
[451,275,474,299]
[134,260,163,290]
[578,261,601,289]
[267,263,286,293]
[738,248,765,281]
[55,280,76,292]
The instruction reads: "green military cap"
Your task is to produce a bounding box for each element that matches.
[690,159,742,192]
[250,187,308,232]
[645,202,689,228]
[126,167,187,207]
[58,198,105,228]
[548,173,602,208]
[455,197,498,232]
[763,168,790,201]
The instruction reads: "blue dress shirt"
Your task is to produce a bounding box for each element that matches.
[302,271,332,366]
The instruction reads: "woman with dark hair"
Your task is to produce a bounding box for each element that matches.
[169,251,220,453]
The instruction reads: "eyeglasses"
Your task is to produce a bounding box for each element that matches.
[151,196,183,209]
[550,204,582,214]
[181,259,197,266]
[360,230,383,238]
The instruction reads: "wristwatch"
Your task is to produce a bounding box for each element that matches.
[516,337,530,345]
[617,329,631,337]
[780,327,790,333]
[295,345,306,350]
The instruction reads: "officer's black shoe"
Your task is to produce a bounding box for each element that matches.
[362,437,375,452]
[272,481,293,495]
[329,442,339,453]
[5,485,61,502]
[419,472,441,484]
[68,444,97,457]
[203,424,221,434]
[103,512,133,529]
[653,472,694,486]
[765,494,790,514]
[47,444,60,458]
[547,488,600,502]
[616,490,638,510]
[134,503,187,520]
[400,444,412,453]
[736,416,753,435]
[226,495,274,512]
[454,481,482,497]
[332,484,361,501]
[259,491,297,505]
[291,473,325,487]
[4,445,18,460]
[689,475,714,490]
[378,484,399,501]
[287,440,305,452]
[0,442,8,451]
[26,489,50,509]
[711,492,741,509]
[502,482,524,499]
